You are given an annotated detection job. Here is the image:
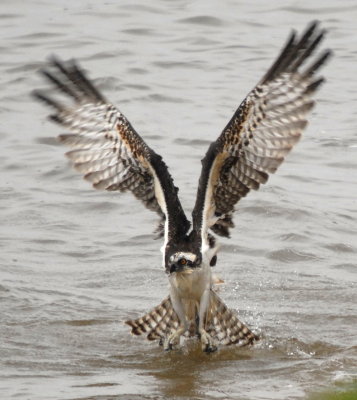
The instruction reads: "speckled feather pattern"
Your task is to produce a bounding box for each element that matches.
[125,296,180,341]
[126,291,258,346]
[193,21,331,238]
[60,105,154,193]
[33,22,331,351]
[33,58,192,238]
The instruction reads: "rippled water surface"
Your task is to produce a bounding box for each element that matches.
[1,1,356,399]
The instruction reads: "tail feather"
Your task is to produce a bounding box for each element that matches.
[206,291,259,346]
[125,296,179,341]
[125,291,259,346]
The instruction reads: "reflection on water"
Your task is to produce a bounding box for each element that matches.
[1,0,357,399]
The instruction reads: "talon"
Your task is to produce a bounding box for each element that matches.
[164,343,173,351]
[163,326,186,351]
[199,329,217,353]
[163,336,173,351]
[203,344,217,353]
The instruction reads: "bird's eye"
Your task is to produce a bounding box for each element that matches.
[180,258,187,265]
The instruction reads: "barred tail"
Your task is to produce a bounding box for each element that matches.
[125,296,180,341]
[125,291,259,347]
[206,291,259,346]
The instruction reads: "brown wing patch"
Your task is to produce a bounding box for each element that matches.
[220,98,252,149]
[116,119,147,161]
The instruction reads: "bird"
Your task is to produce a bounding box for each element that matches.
[33,21,331,353]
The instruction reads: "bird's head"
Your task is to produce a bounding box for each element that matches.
[166,251,201,274]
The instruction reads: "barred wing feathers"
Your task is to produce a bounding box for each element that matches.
[34,58,190,240]
[192,21,331,243]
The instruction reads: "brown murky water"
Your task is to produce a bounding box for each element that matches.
[1,1,356,399]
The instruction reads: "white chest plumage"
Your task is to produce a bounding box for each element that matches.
[169,261,211,301]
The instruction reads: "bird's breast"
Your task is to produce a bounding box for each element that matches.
[169,264,211,300]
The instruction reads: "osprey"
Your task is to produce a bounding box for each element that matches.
[34,21,331,353]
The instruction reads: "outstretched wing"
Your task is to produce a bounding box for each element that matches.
[34,57,190,241]
[192,21,331,248]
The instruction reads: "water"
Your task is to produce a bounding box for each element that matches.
[1,1,356,399]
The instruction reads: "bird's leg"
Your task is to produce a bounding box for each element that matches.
[198,288,217,353]
[163,287,188,351]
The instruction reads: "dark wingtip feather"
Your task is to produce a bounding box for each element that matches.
[69,61,107,103]
[261,29,297,84]
[289,29,326,72]
[48,54,69,73]
[32,90,63,110]
[32,89,45,102]
[37,55,107,107]
[305,77,325,94]
[39,68,81,101]
[31,89,41,101]
[48,114,63,125]
[304,49,333,77]
[305,20,320,34]
[297,20,320,47]
[48,53,61,65]
[261,21,331,84]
